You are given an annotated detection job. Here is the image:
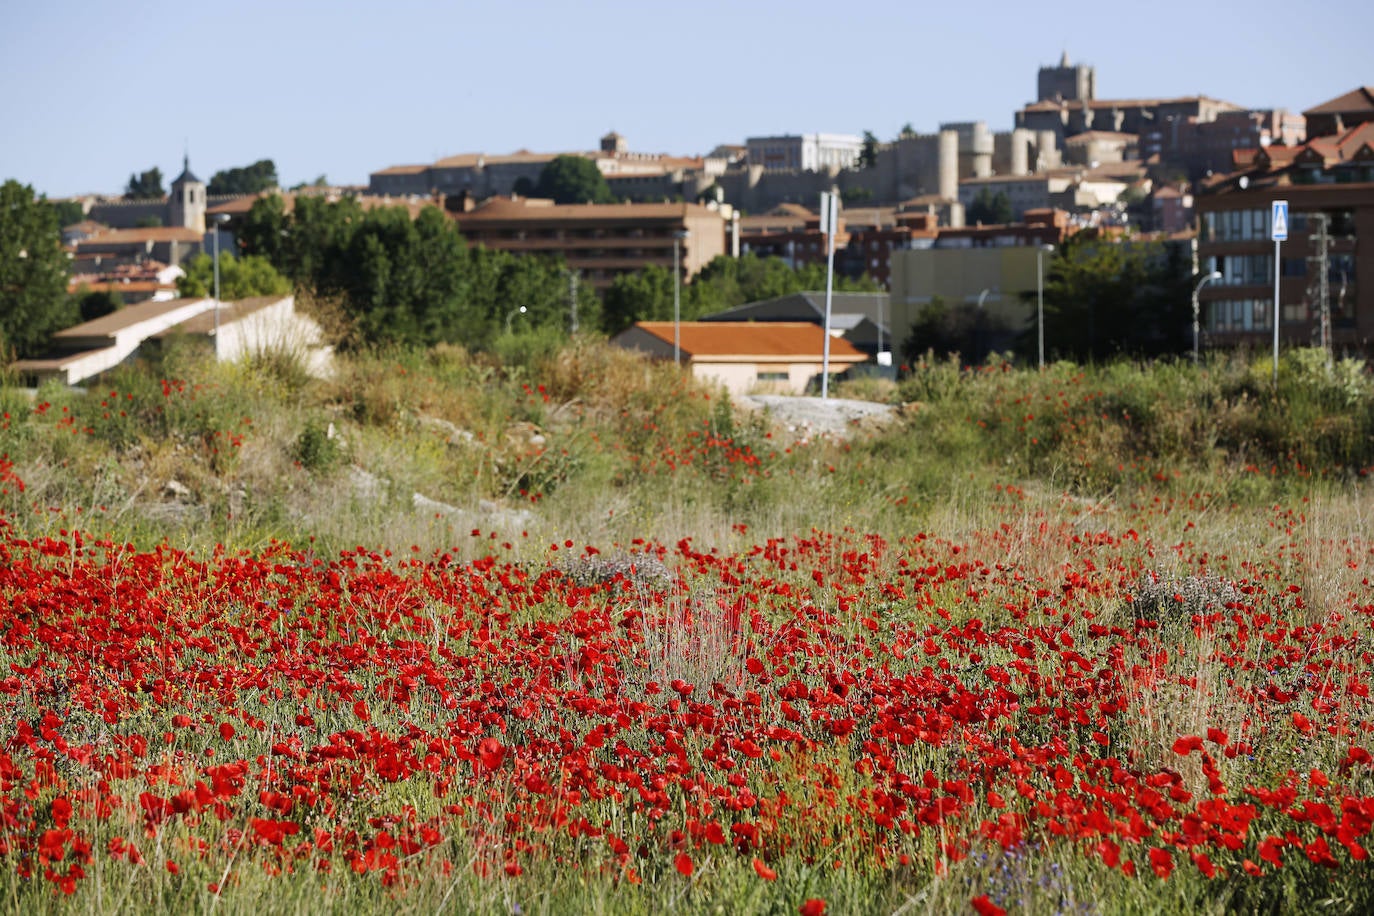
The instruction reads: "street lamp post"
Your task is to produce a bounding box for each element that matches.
[975,288,991,364]
[211,213,230,359]
[1036,244,1055,370]
[1191,270,1223,367]
[673,229,690,366]
[505,305,528,335]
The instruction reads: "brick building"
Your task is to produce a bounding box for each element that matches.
[1194,89,1374,352]
[449,197,728,290]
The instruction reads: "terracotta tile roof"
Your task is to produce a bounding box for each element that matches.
[1304,87,1374,116]
[208,193,276,215]
[54,297,208,339]
[66,280,165,294]
[632,322,867,360]
[1028,95,1236,110]
[455,197,717,222]
[82,227,204,244]
[372,164,431,175]
[1064,130,1137,143]
[434,150,565,169]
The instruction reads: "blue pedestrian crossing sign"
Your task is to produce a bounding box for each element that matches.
[1271,200,1289,241]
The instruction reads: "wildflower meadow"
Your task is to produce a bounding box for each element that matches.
[2,340,1374,914]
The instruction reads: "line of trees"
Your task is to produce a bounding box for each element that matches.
[236,195,599,350]
[208,160,279,196]
[236,193,880,350]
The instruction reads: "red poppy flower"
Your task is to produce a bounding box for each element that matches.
[971,896,1005,916]
[477,737,506,770]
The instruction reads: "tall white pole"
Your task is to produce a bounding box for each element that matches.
[1270,200,1287,386]
[568,270,579,334]
[1272,237,1281,386]
[821,192,837,398]
[673,234,682,366]
[1036,247,1047,370]
[212,224,221,360]
[1192,271,1221,367]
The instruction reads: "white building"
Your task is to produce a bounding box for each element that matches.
[745,134,864,173]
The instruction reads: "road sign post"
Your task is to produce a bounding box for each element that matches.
[1271,200,1288,385]
[819,191,838,398]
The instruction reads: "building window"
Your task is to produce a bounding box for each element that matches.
[757,371,789,382]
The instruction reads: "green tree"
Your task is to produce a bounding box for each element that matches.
[207,159,279,196]
[77,287,124,322]
[134,214,163,228]
[898,123,918,140]
[533,155,615,204]
[176,251,292,300]
[900,295,1008,365]
[0,180,74,357]
[858,131,880,170]
[125,167,164,200]
[237,194,290,268]
[1024,230,1191,362]
[47,199,85,228]
[602,265,675,334]
[967,188,1012,225]
[602,253,883,335]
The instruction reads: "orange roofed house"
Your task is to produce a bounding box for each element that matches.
[611,322,868,395]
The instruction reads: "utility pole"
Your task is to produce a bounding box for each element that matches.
[568,269,579,335]
[1308,213,1331,365]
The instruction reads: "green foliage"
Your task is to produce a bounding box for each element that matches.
[602,265,676,334]
[1025,231,1191,363]
[237,193,290,266]
[888,351,1374,496]
[533,155,616,204]
[858,130,880,170]
[0,180,74,357]
[292,419,341,473]
[176,251,292,300]
[601,253,881,335]
[46,199,85,228]
[124,166,164,200]
[208,159,279,196]
[967,188,1013,225]
[238,195,590,350]
[902,295,1009,365]
[134,214,163,228]
[77,287,123,322]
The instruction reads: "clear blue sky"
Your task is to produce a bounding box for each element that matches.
[3,0,1371,198]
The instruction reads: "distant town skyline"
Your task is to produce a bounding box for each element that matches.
[3,0,1371,199]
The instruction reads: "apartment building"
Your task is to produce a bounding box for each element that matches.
[449,197,727,290]
[1194,89,1374,352]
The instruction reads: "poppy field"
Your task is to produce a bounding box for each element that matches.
[3,345,1374,913]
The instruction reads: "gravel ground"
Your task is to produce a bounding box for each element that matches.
[735,394,901,440]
